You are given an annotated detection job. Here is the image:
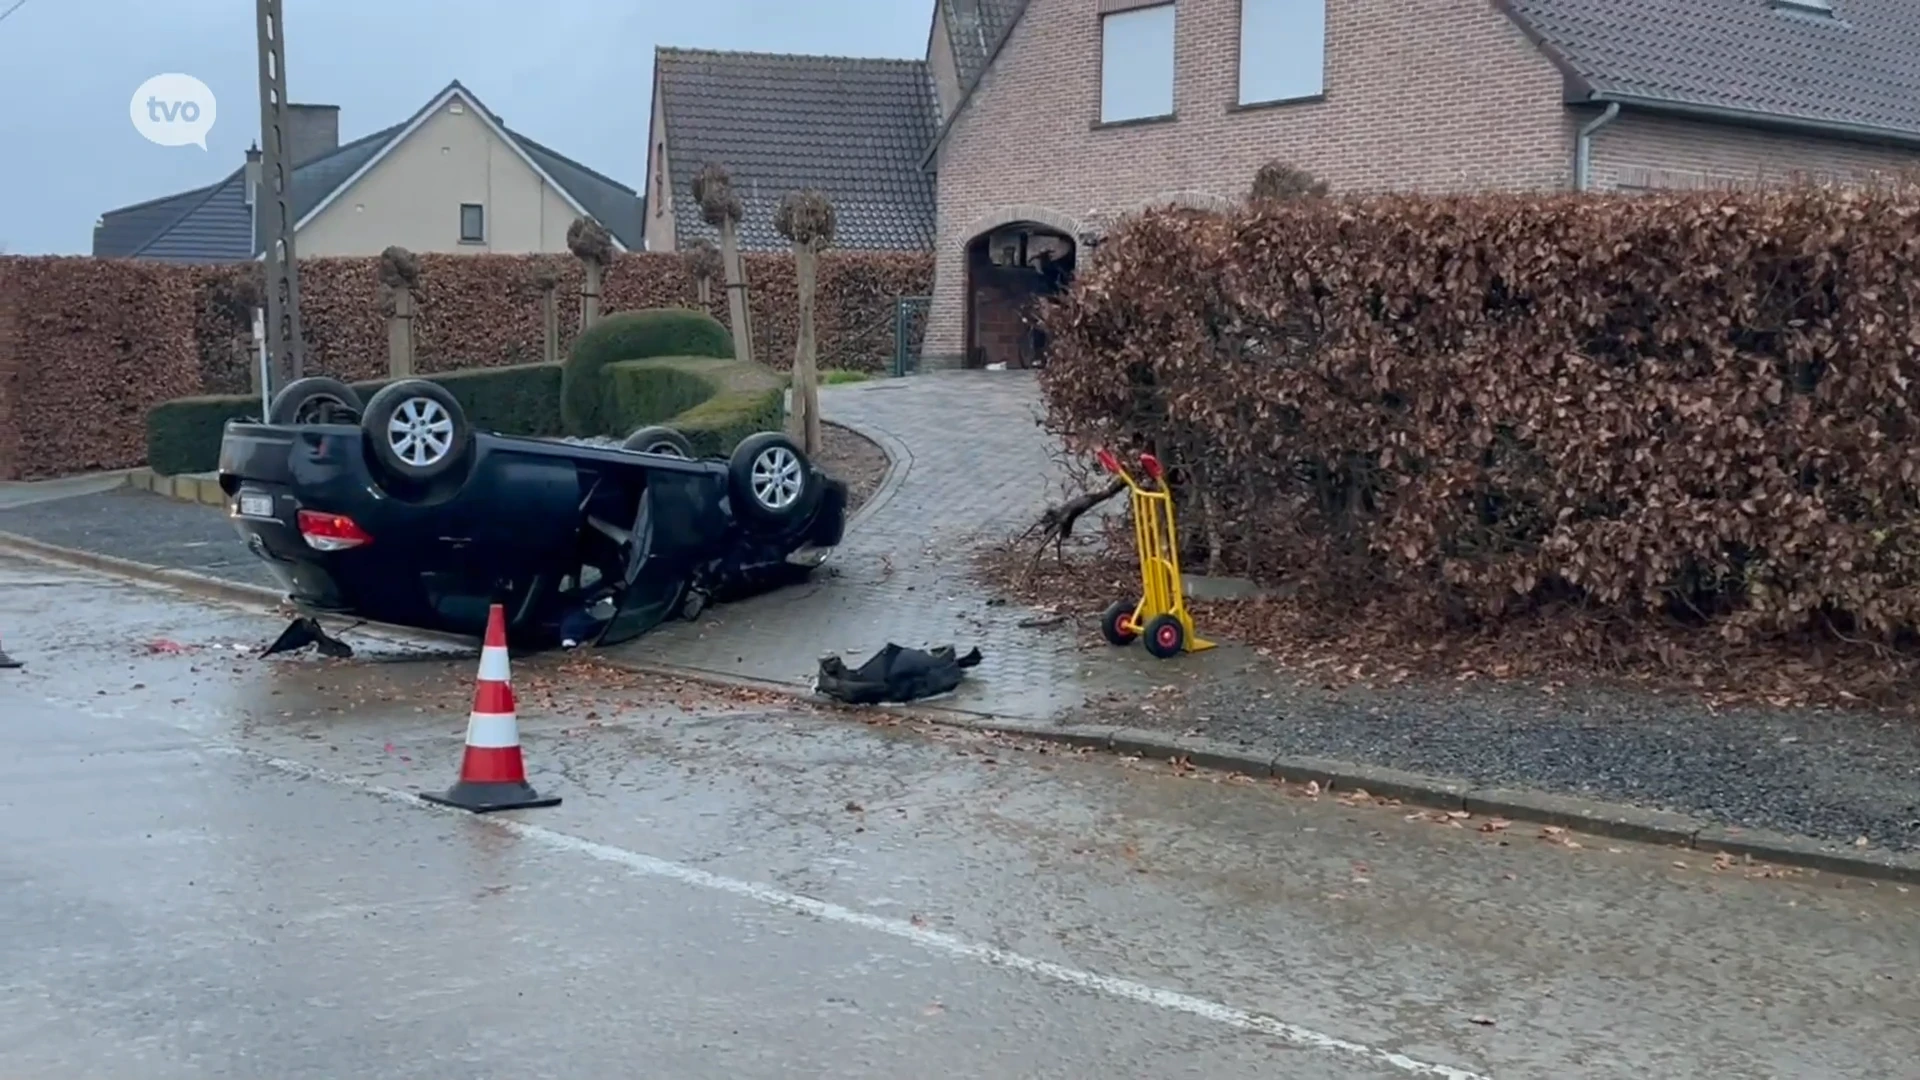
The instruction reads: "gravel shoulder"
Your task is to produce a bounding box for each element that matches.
[1056,616,1920,854]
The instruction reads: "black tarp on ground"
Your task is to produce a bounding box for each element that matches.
[814,643,983,705]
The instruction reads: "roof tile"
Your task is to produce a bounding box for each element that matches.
[1506,0,1920,139]
[656,47,939,252]
[942,0,1028,94]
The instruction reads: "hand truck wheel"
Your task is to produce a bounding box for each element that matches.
[1099,600,1139,646]
[1142,614,1186,659]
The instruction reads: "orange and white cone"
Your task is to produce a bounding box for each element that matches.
[420,603,560,813]
[0,626,20,670]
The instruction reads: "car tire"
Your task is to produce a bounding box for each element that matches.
[728,431,819,529]
[361,379,472,484]
[622,425,695,458]
[269,376,363,426]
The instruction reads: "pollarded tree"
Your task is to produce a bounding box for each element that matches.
[1249,160,1330,203]
[692,162,754,366]
[567,216,614,331]
[681,238,722,307]
[378,245,421,378]
[774,189,836,456]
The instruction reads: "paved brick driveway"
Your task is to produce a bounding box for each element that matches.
[614,371,1230,719]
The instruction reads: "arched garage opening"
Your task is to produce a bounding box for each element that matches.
[965,221,1076,369]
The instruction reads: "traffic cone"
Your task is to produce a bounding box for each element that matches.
[420,604,559,813]
[0,626,20,670]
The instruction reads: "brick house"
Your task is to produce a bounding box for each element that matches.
[648,0,1920,370]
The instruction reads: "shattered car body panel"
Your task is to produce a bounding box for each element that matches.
[216,420,846,651]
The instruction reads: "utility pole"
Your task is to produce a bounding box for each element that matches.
[255,0,304,390]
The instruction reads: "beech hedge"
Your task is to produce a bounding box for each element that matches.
[0,250,930,479]
[1038,185,1920,645]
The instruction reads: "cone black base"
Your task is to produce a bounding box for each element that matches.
[0,648,20,670]
[420,779,561,813]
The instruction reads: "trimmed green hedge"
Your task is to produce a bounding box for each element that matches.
[145,363,563,476]
[606,356,786,459]
[146,395,266,479]
[562,308,734,436]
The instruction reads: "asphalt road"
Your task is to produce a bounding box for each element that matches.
[2,551,1917,1079]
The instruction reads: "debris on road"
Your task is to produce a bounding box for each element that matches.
[814,642,983,705]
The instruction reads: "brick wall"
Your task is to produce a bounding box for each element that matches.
[925,0,1576,364]
[1589,111,1920,192]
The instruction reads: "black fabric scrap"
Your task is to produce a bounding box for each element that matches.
[815,643,983,705]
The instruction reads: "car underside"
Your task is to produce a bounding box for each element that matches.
[217,376,848,656]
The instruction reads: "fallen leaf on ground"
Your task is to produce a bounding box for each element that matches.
[1478,819,1512,833]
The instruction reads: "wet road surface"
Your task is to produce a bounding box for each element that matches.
[3,552,1918,1079]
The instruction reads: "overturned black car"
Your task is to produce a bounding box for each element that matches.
[216,375,846,653]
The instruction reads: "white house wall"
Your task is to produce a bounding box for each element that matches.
[299,98,580,256]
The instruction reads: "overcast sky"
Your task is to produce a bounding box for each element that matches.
[0,0,928,255]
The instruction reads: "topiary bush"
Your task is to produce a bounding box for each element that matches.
[144,363,563,476]
[561,307,735,435]
[605,356,786,458]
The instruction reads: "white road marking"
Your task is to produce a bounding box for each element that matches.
[24,684,1493,1079]
[231,746,1493,1080]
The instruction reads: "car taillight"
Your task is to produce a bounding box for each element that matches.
[297,509,373,552]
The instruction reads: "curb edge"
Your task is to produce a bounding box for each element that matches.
[599,657,1920,886]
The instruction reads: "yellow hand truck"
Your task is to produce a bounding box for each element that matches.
[1094,448,1214,659]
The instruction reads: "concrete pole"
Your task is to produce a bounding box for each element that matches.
[256,0,305,389]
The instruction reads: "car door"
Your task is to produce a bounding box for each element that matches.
[593,486,687,647]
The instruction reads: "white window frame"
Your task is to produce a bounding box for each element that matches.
[459,202,485,243]
[1099,3,1177,125]
[1237,0,1326,107]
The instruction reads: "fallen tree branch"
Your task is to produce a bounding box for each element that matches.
[1019,479,1126,571]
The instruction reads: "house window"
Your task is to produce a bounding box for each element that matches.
[1100,3,1176,124]
[459,203,485,243]
[1238,0,1326,106]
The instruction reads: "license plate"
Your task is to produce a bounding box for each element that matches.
[238,492,275,518]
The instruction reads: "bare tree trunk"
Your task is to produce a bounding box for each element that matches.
[386,288,415,378]
[696,277,711,306]
[790,243,822,455]
[579,262,603,331]
[719,220,755,366]
[540,286,559,365]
